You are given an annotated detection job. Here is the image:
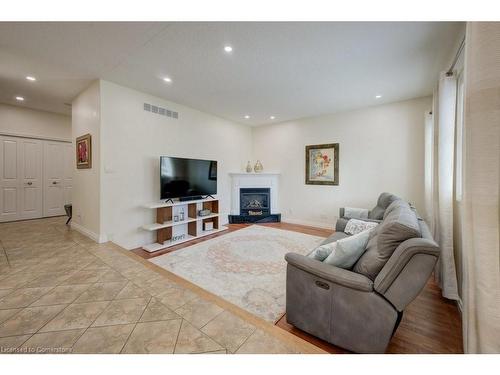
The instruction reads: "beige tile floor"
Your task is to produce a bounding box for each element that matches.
[0,217,322,354]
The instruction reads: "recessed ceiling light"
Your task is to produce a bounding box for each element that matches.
[163,77,172,83]
[224,45,233,53]
[244,115,250,119]
[270,116,275,120]
[15,96,25,101]
[375,95,382,99]
[26,76,36,81]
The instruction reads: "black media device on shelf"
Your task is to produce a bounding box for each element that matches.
[179,195,202,202]
[160,156,217,202]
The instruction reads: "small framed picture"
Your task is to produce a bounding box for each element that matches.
[76,133,92,169]
[305,143,339,185]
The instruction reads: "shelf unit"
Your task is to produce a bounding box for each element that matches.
[141,198,227,253]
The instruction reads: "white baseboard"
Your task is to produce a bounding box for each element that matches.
[282,217,334,230]
[70,222,107,243]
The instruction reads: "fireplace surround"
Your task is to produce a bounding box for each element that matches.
[229,172,281,223]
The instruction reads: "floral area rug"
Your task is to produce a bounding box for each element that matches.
[150,225,325,323]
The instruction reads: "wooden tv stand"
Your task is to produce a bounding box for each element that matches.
[141,197,227,253]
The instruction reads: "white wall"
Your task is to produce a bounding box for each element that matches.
[70,80,430,248]
[71,81,102,241]
[99,80,253,249]
[0,103,71,140]
[252,96,432,228]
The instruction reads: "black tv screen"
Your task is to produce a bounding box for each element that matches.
[160,157,217,199]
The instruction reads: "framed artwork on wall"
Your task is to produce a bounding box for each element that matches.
[305,143,339,185]
[76,133,92,169]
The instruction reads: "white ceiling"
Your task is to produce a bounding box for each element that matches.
[0,22,463,125]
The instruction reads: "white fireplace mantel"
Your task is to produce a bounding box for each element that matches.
[229,172,280,215]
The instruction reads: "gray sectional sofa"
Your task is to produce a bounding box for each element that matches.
[284,193,440,353]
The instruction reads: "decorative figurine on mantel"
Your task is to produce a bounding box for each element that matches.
[246,161,253,173]
[254,160,263,173]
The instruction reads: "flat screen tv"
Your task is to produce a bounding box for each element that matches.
[160,156,217,200]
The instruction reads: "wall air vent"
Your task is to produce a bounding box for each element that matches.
[143,103,179,120]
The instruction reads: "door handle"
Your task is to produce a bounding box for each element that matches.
[52,181,57,185]
[315,280,330,290]
[27,182,33,186]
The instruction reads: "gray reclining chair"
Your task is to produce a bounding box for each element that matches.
[285,198,439,353]
[335,192,400,232]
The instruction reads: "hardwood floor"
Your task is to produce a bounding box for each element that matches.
[132,222,463,354]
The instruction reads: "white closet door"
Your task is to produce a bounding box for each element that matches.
[19,138,43,220]
[43,141,66,217]
[0,136,43,222]
[0,136,21,222]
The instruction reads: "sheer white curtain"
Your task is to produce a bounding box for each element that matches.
[424,111,434,229]
[425,73,460,300]
[461,22,500,353]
